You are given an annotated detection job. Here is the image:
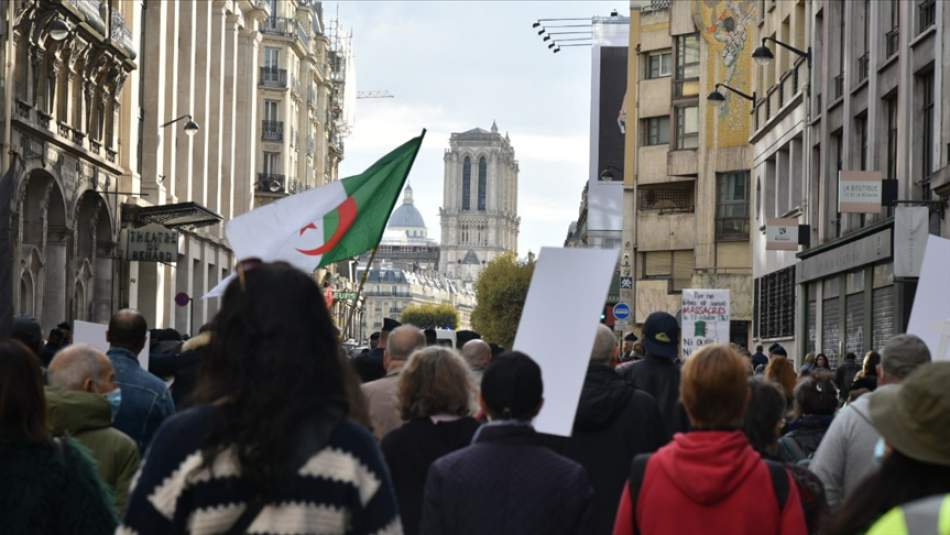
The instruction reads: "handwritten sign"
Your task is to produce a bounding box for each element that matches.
[681,289,731,359]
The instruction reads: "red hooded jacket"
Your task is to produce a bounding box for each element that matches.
[613,431,807,535]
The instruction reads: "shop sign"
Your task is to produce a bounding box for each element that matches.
[680,289,730,360]
[838,170,883,213]
[766,218,800,251]
[124,223,178,263]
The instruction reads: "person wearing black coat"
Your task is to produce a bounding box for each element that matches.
[421,352,592,535]
[549,325,670,535]
[381,346,480,535]
[617,312,691,436]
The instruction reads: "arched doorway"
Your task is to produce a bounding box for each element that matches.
[74,191,114,323]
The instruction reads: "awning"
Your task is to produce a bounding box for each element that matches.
[132,202,222,230]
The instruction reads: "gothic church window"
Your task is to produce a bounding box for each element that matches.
[478,157,487,210]
[462,157,472,210]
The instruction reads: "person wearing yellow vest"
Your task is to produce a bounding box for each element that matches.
[867,494,950,535]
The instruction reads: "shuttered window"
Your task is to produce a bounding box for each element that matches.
[755,266,795,339]
[672,250,695,291]
[642,250,694,293]
[644,251,672,277]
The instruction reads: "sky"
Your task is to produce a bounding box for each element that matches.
[328,0,627,256]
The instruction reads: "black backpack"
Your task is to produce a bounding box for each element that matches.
[626,453,790,535]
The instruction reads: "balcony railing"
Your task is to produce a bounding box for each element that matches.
[262,120,283,142]
[885,29,899,58]
[716,217,750,241]
[260,67,287,88]
[918,0,936,33]
[262,17,294,37]
[833,74,844,100]
[856,53,869,83]
[257,172,286,193]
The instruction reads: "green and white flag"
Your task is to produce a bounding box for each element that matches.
[205,130,425,298]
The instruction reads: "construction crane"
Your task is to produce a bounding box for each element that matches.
[356,90,395,99]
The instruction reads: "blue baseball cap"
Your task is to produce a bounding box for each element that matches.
[643,312,680,359]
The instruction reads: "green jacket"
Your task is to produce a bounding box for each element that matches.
[45,387,141,513]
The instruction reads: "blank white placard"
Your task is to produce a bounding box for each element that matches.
[907,235,950,361]
[513,247,619,436]
[73,320,150,370]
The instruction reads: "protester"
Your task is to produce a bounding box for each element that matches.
[120,261,400,534]
[168,324,212,409]
[620,332,638,362]
[811,334,932,510]
[354,320,399,382]
[765,355,797,407]
[363,324,427,439]
[777,372,837,465]
[769,343,788,360]
[420,351,592,535]
[58,321,73,344]
[39,327,66,366]
[382,346,479,535]
[46,344,140,512]
[617,312,689,435]
[423,327,437,346]
[867,494,950,535]
[558,324,668,535]
[833,352,859,402]
[849,350,880,393]
[799,353,816,376]
[743,378,829,534]
[751,344,768,372]
[814,354,831,371]
[0,339,117,533]
[612,344,807,535]
[825,362,950,534]
[11,315,44,358]
[105,309,175,452]
[455,329,481,350]
[461,338,492,383]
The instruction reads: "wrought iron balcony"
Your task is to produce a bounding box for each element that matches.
[262,120,283,142]
[257,173,286,194]
[259,67,287,88]
[262,17,294,37]
[857,53,869,83]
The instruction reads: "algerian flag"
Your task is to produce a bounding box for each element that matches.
[205,130,425,298]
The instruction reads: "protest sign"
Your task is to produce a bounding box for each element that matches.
[907,235,950,361]
[680,289,731,360]
[513,247,618,436]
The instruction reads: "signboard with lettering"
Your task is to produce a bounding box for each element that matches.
[680,289,731,360]
[838,170,883,213]
[766,218,800,251]
[124,223,178,263]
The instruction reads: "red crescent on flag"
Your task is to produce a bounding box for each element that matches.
[295,197,358,256]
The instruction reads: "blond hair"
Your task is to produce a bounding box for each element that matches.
[398,346,475,420]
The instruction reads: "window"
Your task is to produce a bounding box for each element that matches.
[674,105,698,149]
[638,181,694,212]
[716,171,750,241]
[857,0,870,82]
[919,70,934,182]
[918,0,935,33]
[477,157,487,211]
[886,0,900,57]
[643,116,670,145]
[263,151,280,174]
[755,266,795,339]
[264,100,279,121]
[674,34,699,79]
[646,51,672,78]
[462,156,471,210]
[886,94,898,180]
[264,47,280,69]
[642,250,695,292]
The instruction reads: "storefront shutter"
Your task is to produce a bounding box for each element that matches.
[822,298,841,368]
[872,285,895,352]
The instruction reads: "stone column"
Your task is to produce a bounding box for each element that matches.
[191,0,212,207]
[205,1,228,219]
[174,0,197,202]
[233,9,263,216]
[220,10,241,224]
[162,0,180,201]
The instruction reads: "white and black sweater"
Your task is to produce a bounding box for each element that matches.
[119,405,402,535]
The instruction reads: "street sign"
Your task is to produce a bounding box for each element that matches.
[174,292,191,307]
[124,223,178,263]
[766,218,799,251]
[335,291,358,300]
[620,276,633,289]
[613,303,631,321]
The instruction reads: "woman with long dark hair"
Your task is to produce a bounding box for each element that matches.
[0,339,117,534]
[849,351,880,395]
[826,362,950,534]
[121,261,400,534]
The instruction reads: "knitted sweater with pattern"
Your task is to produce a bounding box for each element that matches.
[119,405,402,535]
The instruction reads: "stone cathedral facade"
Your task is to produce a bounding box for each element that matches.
[439,122,519,282]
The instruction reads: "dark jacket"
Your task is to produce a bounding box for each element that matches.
[108,347,176,452]
[421,423,593,535]
[850,374,878,394]
[751,351,768,371]
[550,364,670,535]
[382,417,480,535]
[0,437,117,534]
[353,347,386,383]
[834,359,859,400]
[777,414,834,465]
[618,355,690,436]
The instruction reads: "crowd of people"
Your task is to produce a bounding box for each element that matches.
[2,259,949,534]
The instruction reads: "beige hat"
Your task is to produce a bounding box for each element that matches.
[869,362,950,466]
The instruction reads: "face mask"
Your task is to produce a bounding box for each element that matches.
[873,437,886,463]
[104,388,122,422]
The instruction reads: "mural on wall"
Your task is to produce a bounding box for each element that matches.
[695,0,756,146]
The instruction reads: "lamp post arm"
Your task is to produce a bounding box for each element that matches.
[716,83,756,104]
[160,114,192,129]
[763,36,810,60]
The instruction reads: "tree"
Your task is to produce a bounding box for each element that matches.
[471,253,535,350]
[400,303,459,330]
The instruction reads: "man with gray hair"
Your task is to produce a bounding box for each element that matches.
[362,324,427,439]
[462,339,492,382]
[46,345,140,512]
[811,334,932,509]
[554,324,669,535]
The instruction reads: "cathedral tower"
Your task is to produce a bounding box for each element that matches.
[439,122,519,282]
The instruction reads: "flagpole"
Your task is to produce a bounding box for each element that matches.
[342,245,378,341]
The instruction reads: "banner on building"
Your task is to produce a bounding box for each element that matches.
[894,206,930,278]
[907,235,950,361]
[680,289,731,360]
[123,223,178,263]
[766,218,800,251]
[838,170,883,214]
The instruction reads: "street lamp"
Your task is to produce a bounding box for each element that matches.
[707,83,756,108]
[752,36,811,66]
[160,114,199,136]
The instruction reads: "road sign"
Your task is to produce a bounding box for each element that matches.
[174,292,191,307]
[620,276,633,289]
[613,303,631,321]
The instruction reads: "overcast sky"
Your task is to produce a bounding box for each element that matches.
[329,0,626,256]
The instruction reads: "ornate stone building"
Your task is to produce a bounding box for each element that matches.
[439,122,519,282]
